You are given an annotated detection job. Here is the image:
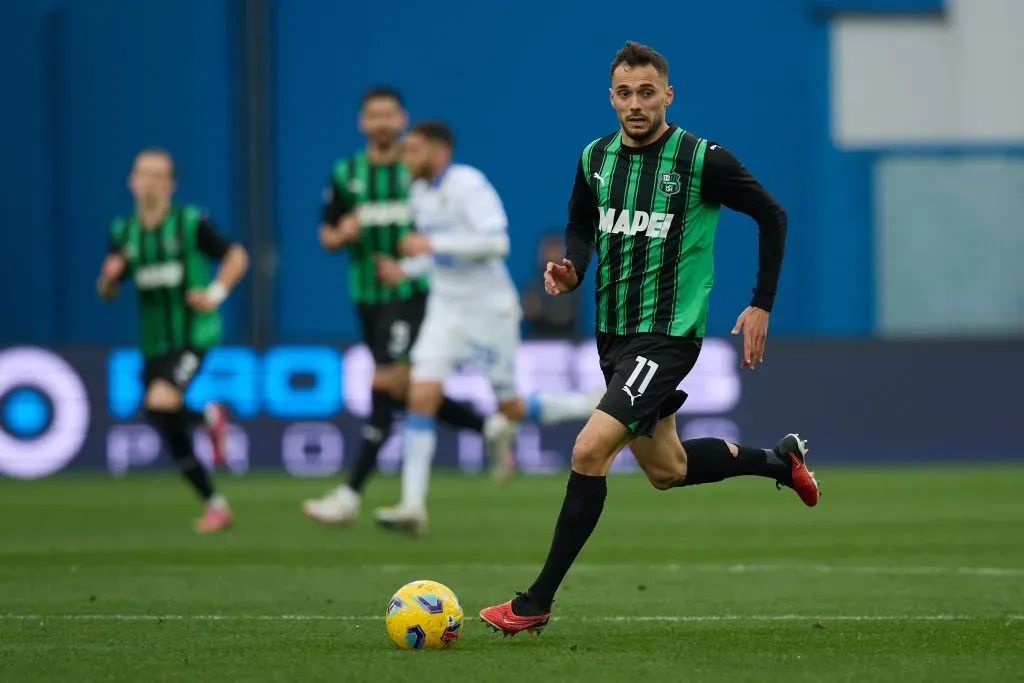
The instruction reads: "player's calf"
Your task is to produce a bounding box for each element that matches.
[630,414,687,490]
[144,381,230,529]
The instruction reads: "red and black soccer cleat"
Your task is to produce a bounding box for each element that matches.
[774,433,820,507]
[480,593,551,637]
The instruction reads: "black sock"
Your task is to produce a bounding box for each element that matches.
[348,390,395,493]
[146,409,215,501]
[521,471,607,613]
[436,397,485,433]
[677,438,790,487]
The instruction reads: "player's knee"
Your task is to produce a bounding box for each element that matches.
[570,433,616,476]
[498,396,526,422]
[407,381,443,415]
[144,380,182,412]
[387,367,411,402]
[371,366,394,392]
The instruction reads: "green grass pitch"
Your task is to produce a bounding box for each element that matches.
[1,466,1023,682]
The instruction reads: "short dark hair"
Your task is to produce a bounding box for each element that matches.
[408,120,454,149]
[135,147,175,178]
[361,86,404,109]
[610,41,669,80]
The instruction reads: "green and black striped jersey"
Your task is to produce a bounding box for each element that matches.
[322,151,429,305]
[108,204,231,358]
[564,124,788,338]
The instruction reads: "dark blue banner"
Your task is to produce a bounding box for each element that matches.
[0,339,1020,479]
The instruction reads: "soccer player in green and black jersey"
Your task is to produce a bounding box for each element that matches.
[98,148,249,534]
[481,42,822,634]
[303,88,514,525]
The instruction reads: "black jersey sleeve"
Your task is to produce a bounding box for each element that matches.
[700,142,787,313]
[564,159,598,288]
[197,217,234,260]
[321,175,356,225]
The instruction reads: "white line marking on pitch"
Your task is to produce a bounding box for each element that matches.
[16,563,1019,578]
[371,563,1024,578]
[1,614,1021,623]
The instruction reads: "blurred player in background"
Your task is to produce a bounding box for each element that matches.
[97,148,247,534]
[373,121,600,535]
[304,88,515,526]
[480,42,821,634]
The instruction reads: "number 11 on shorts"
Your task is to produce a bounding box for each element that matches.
[622,355,659,405]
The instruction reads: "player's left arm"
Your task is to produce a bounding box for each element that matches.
[189,215,250,311]
[700,141,787,367]
[320,174,360,251]
[98,222,129,300]
[700,142,787,312]
[419,172,510,259]
[379,250,431,285]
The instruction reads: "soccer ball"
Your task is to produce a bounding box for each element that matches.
[385,579,464,650]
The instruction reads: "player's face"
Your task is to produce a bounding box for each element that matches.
[359,96,407,148]
[128,153,175,206]
[401,133,433,180]
[610,64,673,144]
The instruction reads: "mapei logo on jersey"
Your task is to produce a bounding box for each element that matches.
[134,262,184,290]
[359,201,412,226]
[598,208,674,238]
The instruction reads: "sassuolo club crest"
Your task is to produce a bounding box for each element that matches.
[659,172,681,196]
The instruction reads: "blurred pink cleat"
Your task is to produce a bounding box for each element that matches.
[195,498,233,534]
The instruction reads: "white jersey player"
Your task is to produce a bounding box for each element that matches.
[374,121,599,534]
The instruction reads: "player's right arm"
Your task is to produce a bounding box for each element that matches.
[319,168,360,252]
[98,219,129,301]
[548,159,596,296]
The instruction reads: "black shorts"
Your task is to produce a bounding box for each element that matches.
[356,293,428,365]
[143,348,207,391]
[595,333,702,438]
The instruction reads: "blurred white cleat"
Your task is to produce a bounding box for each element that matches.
[302,485,360,525]
[484,413,517,483]
[373,504,429,536]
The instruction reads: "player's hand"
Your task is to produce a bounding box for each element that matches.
[97,275,119,301]
[102,253,126,280]
[319,215,360,251]
[544,259,578,296]
[399,233,432,257]
[375,255,406,285]
[731,306,769,370]
[319,225,343,250]
[97,254,126,300]
[186,289,221,312]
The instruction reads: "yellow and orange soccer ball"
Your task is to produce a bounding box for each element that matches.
[385,580,464,650]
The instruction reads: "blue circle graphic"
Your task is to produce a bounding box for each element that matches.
[2,386,53,439]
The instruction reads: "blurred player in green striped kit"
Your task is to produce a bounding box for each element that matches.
[98,148,249,533]
[303,88,598,527]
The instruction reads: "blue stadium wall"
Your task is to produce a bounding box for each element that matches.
[0,0,944,346]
